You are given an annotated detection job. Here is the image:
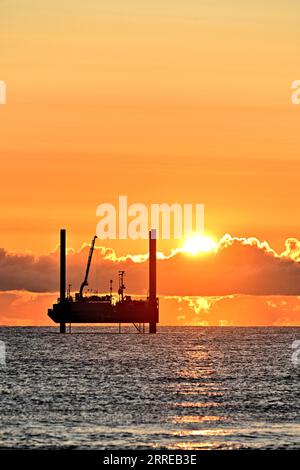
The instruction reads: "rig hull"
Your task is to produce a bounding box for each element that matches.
[48,300,158,324]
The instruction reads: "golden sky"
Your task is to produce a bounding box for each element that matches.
[1,1,300,325]
[1,1,300,254]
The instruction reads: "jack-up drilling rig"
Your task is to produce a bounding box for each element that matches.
[48,229,159,333]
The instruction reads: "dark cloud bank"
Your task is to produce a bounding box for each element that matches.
[1,236,300,296]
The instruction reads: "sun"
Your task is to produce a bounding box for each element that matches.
[182,236,216,255]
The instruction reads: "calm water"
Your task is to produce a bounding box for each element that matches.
[0,326,300,449]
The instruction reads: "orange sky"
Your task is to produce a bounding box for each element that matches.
[1,1,300,325]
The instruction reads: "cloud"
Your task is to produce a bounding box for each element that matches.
[1,292,300,326]
[162,235,300,295]
[0,291,57,326]
[1,234,300,296]
[159,295,300,326]
[0,248,59,292]
[281,238,300,260]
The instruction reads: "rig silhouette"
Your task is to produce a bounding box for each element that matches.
[48,229,159,333]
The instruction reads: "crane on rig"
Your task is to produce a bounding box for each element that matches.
[78,235,97,299]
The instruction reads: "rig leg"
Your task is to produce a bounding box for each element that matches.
[60,322,66,334]
[149,322,157,334]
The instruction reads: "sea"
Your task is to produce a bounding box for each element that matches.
[0,326,300,449]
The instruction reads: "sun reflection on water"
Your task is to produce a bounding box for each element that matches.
[176,401,218,408]
[172,415,223,424]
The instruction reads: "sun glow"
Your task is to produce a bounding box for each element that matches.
[182,236,216,255]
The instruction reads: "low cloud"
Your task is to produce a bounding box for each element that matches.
[1,292,300,326]
[159,294,300,326]
[1,235,300,296]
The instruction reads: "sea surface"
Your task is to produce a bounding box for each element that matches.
[0,326,300,449]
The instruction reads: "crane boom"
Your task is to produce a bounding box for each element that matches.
[79,235,97,298]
